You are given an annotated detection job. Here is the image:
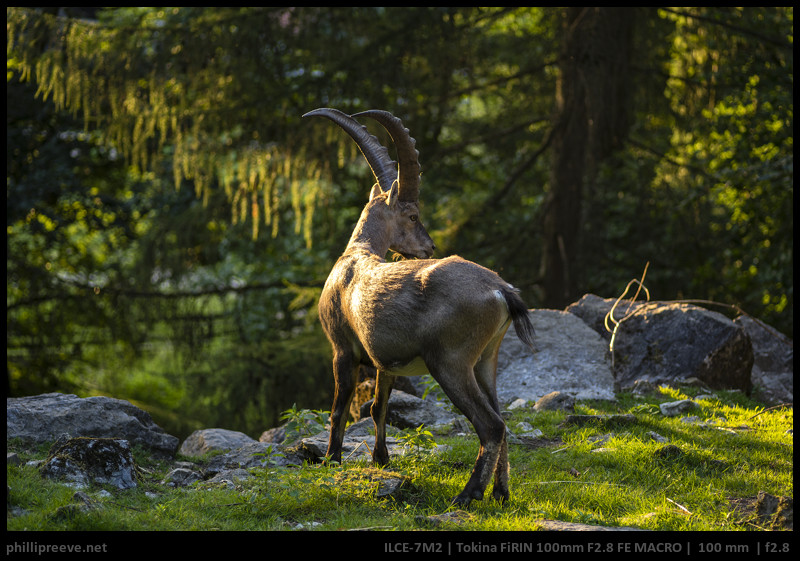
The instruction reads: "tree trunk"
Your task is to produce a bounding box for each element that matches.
[540,7,634,308]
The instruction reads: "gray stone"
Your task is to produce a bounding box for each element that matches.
[360,389,467,433]
[299,419,398,463]
[534,391,576,412]
[179,428,257,457]
[203,441,287,475]
[535,519,644,531]
[39,437,138,489]
[296,417,449,464]
[497,309,616,405]
[659,399,698,417]
[205,468,253,488]
[735,315,793,405]
[259,425,286,444]
[161,467,202,488]
[416,509,473,528]
[507,398,529,410]
[7,393,178,458]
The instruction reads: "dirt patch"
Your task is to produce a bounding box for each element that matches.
[729,491,793,530]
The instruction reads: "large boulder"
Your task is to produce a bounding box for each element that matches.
[6,393,179,458]
[496,309,616,404]
[734,315,793,404]
[566,294,753,393]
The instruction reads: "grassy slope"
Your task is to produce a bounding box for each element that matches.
[6,386,793,532]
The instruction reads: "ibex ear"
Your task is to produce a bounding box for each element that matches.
[385,180,399,209]
[369,182,384,201]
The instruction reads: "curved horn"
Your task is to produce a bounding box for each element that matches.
[302,108,396,193]
[352,110,420,202]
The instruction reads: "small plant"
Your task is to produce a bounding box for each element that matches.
[419,374,457,412]
[252,443,285,467]
[398,425,437,458]
[280,403,330,442]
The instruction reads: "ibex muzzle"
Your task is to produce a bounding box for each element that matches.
[304,107,535,507]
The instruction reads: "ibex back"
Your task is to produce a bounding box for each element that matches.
[304,108,535,506]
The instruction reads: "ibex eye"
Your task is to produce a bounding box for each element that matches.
[410,215,417,222]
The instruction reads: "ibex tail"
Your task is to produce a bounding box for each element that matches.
[500,286,535,350]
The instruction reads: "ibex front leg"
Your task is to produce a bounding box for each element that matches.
[370,370,395,466]
[325,350,359,463]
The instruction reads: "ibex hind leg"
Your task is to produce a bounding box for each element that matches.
[429,362,506,507]
[492,437,510,503]
[325,350,359,464]
[370,370,395,466]
[474,345,510,504]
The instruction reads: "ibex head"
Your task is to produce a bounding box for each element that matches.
[303,108,435,259]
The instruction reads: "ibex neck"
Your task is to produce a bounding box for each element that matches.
[346,211,391,257]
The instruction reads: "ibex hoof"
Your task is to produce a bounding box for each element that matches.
[492,488,510,504]
[452,489,483,507]
[451,495,473,508]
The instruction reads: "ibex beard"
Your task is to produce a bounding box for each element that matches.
[304,108,535,507]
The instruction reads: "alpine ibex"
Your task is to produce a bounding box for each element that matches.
[304,108,535,506]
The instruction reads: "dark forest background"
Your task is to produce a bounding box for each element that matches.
[7,7,792,439]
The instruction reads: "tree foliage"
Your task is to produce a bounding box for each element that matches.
[6,7,792,437]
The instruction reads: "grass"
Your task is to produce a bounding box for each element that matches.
[6,386,792,533]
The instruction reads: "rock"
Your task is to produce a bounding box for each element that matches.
[659,399,698,417]
[566,294,753,394]
[534,391,576,412]
[360,389,467,434]
[161,467,203,488]
[735,315,793,405]
[203,441,290,476]
[416,509,473,528]
[374,475,408,498]
[510,421,544,439]
[205,468,253,488]
[497,309,616,405]
[296,417,449,464]
[179,428,257,457]
[507,398,529,410]
[535,519,643,531]
[339,469,412,499]
[299,418,396,463]
[7,393,178,458]
[259,425,286,444]
[39,436,138,490]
